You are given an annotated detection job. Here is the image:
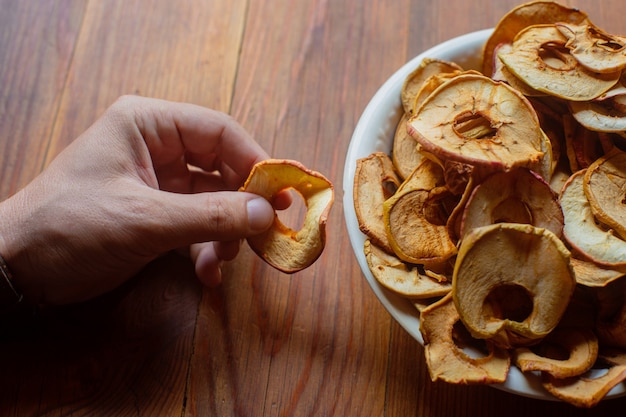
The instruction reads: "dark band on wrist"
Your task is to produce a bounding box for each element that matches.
[0,255,23,311]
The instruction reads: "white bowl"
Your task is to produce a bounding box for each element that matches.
[342,28,626,401]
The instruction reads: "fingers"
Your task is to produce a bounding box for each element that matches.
[189,240,241,287]
[109,96,269,191]
[190,242,223,287]
[146,188,275,249]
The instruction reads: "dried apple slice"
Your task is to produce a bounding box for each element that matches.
[571,257,626,287]
[446,174,477,244]
[557,23,626,74]
[453,223,575,349]
[542,349,626,408]
[570,100,626,133]
[419,294,511,384]
[401,58,463,115]
[562,114,612,173]
[584,149,626,240]
[514,327,598,379]
[491,43,546,97]
[595,278,626,349]
[498,25,621,101]
[460,168,563,240]
[407,73,545,171]
[354,152,400,253]
[561,170,626,268]
[392,113,424,180]
[570,78,626,133]
[383,159,457,267]
[240,159,333,273]
[482,0,590,76]
[364,239,451,298]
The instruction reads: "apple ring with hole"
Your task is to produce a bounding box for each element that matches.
[240,159,334,273]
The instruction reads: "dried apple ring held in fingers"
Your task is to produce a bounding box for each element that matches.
[240,159,334,273]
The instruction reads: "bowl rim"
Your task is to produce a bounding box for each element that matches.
[342,27,626,402]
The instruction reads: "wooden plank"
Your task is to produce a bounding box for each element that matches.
[185,0,414,415]
[0,0,248,415]
[45,0,248,164]
[0,0,85,197]
[0,254,201,416]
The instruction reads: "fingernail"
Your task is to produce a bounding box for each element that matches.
[247,197,274,232]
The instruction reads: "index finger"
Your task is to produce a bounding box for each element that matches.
[125,96,269,183]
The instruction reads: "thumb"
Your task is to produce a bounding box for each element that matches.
[148,190,275,249]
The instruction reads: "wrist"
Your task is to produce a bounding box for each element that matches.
[0,254,22,310]
[0,193,31,307]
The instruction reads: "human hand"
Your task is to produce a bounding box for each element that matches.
[0,96,288,305]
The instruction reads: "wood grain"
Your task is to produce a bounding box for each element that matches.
[2,0,626,416]
[0,0,85,197]
[45,0,248,164]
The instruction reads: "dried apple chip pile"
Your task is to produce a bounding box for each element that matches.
[352,1,626,407]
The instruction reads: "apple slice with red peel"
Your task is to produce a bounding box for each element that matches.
[498,24,621,101]
[407,73,546,172]
[557,23,626,74]
[401,58,463,115]
[561,169,626,268]
[354,152,400,253]
[392,113,424,180]
[460,168,563,240]
[364,239,451,299]
[241,159,334,273]
[583,149,626,240]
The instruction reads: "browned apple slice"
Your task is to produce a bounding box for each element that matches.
[561,170,626,268]
[453,223,575,349]
[419,294,511,384]
[364,239,451,298]
[354,152,400,253]
[570,78,626,133]
[241,159,334,273]
[460,168,563,239]
[542,348,626,408]
[498,25,621,101]
[514,327,598,379]
[383,159,457,267]
[391,113,424,180]
[583,149,626,240]
[407,73,546,172]
[570,100,626,133]
[557,23,626,73]
[562,114,612,173]
[491,43,546,97]
[401,58,463,115]
[570,257,626,287]
[482,0,590,76]
[595,279,626,349]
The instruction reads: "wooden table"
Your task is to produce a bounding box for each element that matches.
[2,0,626,415]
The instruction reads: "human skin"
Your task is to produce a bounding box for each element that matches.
[0,95,289,305]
